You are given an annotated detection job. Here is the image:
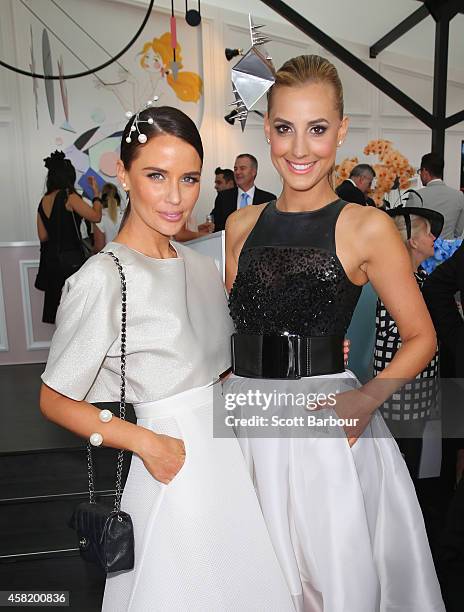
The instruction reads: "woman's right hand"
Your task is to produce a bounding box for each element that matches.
[138,431,186,484]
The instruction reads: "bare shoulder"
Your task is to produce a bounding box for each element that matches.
[67,192,84,207]
[226,203,267,242]
[67,191,82,201]
[340,203,396,239]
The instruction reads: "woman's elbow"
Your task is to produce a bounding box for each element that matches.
[39,384,56,421]
[417,319,437,365]
[425,324,438,362]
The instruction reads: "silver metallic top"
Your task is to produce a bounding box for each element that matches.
[42,242,233,403]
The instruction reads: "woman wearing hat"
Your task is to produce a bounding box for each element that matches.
[373,205,444,482]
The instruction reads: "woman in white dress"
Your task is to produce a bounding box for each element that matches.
[93,183,124,251]
[40,106,294,611]
[225,55,445,611]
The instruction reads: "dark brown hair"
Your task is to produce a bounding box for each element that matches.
[420,153,444,179]
[119,106,204,227]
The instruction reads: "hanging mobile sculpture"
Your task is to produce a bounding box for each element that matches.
[185,0,201,27]
[229,15,275,131]
[29,27,39,129]
[58,56,75,133]
[42,28,55,124]
[170,0,180,80]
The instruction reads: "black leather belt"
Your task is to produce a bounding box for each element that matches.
[231,333,344,379]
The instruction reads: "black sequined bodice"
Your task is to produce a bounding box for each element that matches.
[229,200,362,336]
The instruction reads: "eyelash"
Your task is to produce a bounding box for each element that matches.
[147,173,199,184]
[274,124,327,136]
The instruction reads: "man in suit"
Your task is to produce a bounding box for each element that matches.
[207,154,276,232]
[407,153,464,239]
[214,167,235,192]
[336,164,376,205]
[422,241,464,382]
[422,243,464,610]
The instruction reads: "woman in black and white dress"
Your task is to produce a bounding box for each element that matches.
[225,55,445,611]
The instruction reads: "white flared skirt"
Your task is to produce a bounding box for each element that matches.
[102,382,295,612]
[223,371,445,612]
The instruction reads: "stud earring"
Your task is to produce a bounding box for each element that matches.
[122,182,127,188]
[266,137,270,144]
[338,141,343,146]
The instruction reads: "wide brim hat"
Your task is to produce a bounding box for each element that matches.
[388,205,444,240]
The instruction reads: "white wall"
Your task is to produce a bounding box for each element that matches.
[0,0,463,241]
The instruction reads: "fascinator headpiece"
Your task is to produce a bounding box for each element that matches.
[229,15,276,131]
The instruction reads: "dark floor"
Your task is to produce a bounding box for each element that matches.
[0,363,122,611]
[0,363,81,453]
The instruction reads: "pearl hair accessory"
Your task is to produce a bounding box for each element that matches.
[125,96,160,144]
[99,409,113,423]
[90,432,103,447]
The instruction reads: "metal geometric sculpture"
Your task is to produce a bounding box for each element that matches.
[229,15,276,131]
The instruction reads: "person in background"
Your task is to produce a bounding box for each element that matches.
[336,163,376,205]
[407,153,464,240]
[205,154,276,232]
[173,208,211,242]
[373,206,444,483]
[174,168,235,242]
[422,242,464,612]
[214,167,236,192]
[35,151,101,324]
[93,183,124,252]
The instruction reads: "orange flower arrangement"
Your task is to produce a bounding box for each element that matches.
[336,139,416,206]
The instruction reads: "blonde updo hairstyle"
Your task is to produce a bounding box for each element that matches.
[393,215,430,248]
[101,183,121,224]
[267,55,344,187]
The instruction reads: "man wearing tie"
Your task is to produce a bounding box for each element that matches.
[207,154,276,232]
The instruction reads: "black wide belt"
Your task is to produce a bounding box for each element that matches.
[231,333,344,379]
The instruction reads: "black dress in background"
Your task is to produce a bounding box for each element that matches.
[36,190,82,324]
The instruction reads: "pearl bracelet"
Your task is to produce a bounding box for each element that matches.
[99,409,113,423]
[90,432,103,447]
[90,410,113,446]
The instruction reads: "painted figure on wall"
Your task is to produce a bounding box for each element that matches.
[139,33,203,103]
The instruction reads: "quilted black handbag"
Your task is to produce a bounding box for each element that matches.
[69,251,134,573]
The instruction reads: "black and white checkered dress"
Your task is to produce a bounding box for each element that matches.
[373,267,439,422]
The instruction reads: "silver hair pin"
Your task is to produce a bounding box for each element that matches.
[229,15,275,131]
[125,96,160,144]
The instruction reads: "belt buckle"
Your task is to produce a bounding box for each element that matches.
[283,333,301,379]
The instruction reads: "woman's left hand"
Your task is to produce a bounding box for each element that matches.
[312,388,373,447]
[87,175,99,195]
[343,339,350,367]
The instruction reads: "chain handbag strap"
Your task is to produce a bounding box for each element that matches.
[86,251,127,513]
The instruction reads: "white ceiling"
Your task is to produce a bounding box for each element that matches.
[198,0,464,73]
